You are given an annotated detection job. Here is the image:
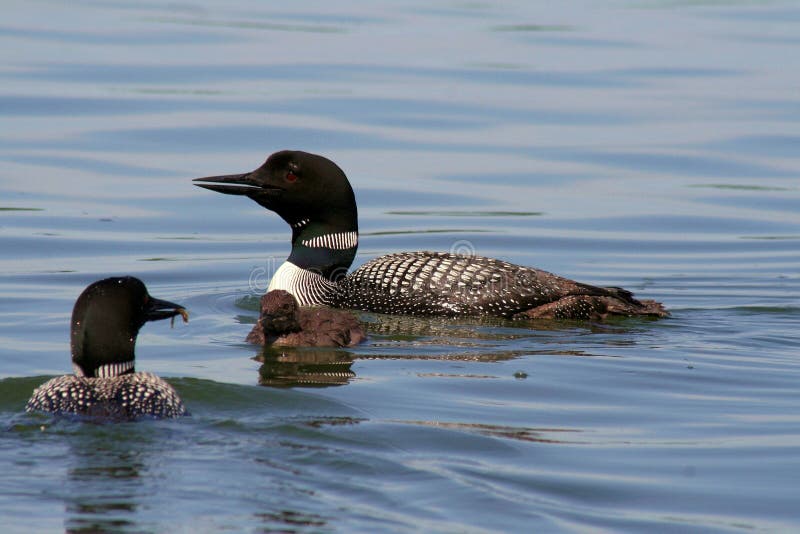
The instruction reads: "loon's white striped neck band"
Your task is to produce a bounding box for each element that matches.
[292,218,310,229]
[301,231,358,250]
[73,360,135,378]
[267,261,335,306]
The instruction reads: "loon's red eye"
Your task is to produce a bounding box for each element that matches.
[286,171,298,183]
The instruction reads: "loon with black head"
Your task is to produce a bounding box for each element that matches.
[26,277,189,420]
[194,150,667,320]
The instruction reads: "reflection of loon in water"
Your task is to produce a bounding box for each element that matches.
[194,150,668,321]
[255,349,355,388]
[252,311,646,389]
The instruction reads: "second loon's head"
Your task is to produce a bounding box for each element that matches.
[71,277,188,378]
[193,150,360,277]
[193,150,358,235]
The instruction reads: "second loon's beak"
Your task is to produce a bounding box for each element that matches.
[145,296,189,323]
[193,173,262,196]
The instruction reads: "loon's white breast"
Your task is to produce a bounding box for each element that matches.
[268,261,334,306]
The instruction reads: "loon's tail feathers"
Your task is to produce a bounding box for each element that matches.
[571,282,635,302]
[599,285,637,303]
[517,282,668,321]
[598,286,668,317]
[518,294,668,321]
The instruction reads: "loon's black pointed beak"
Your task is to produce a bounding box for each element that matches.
[145,296,189,323]
[192,172,263,196]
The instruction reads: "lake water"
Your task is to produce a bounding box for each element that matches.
[1,0,799,532]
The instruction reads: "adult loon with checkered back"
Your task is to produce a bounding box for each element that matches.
[26,277,189,420]
[194,150,667,320]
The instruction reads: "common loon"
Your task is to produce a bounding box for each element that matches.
[26,277,189,420]
[246,289,365,347]
[194,150,667,320]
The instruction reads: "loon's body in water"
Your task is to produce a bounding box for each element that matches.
[195,150,667,320]
[27,277,189,420]
[246,289,365,347]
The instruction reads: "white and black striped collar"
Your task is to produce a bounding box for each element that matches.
[301,231,358,250]
[74,360,135,378]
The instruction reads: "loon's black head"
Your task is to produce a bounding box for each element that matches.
[194,150,360,278]
[71,277,188,378]
[193,150,358,234]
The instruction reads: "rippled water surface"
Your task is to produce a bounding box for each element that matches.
[2,1,799,532]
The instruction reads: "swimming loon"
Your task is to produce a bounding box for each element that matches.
[26,277,189,420]
[246,289,365,347]
[194,150,667,320]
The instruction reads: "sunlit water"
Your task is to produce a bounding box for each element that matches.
[1,1,799,532]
